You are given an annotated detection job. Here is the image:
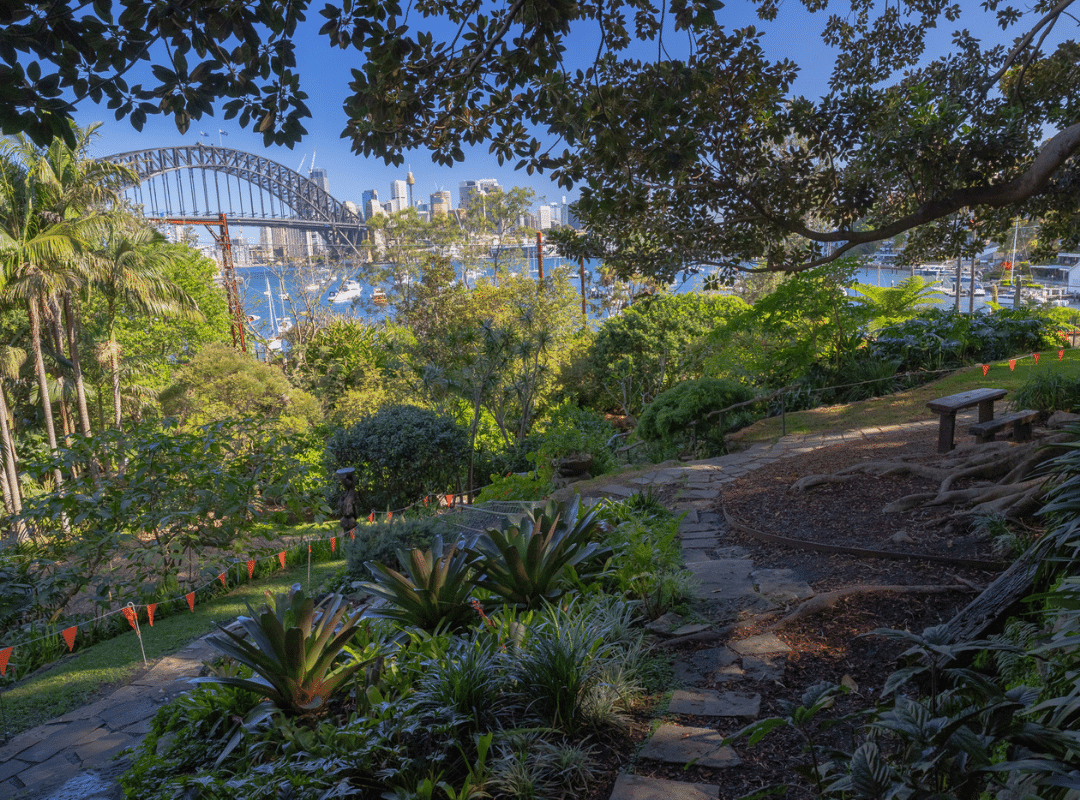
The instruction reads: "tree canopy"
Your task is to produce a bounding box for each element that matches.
[3,1,1078,276]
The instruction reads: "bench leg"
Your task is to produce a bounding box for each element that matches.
[977,399,995,423]
[1014,421,1033,442]
[976,431,996,444]
[937,412,957,453]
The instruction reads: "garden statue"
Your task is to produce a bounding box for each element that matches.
[336,467,360,534]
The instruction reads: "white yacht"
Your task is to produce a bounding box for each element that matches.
[332,280,364,304]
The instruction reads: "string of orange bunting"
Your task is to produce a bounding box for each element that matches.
[0,490,471,680]
[980,348,1065,377]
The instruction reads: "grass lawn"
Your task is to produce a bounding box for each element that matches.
[0,558,345,736]
[729,348,1080,445]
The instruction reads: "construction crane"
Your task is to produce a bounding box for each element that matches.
[297,154,307,175]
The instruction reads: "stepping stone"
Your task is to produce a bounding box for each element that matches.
[13,752,82,794]
[730,633,792,656]
[644,611,685,635]
[679,521,720,532]
[682,537,720,551]
[609,773,720,800]
[698,512,723,526]
[688,646,739,673]
[627,475,658,486]
[670,689,761,717]
[680,489,716,501]
[742,654,787,682]
[680,527,723,541]
[713,546,749,559]
[681,549,711,563]
[640,724,742,768]
[672,623,712,637]
[599,485,635,497]
[753,569,814,603]
[686,559,754,600]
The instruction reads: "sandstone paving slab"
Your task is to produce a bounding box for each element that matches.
[0,727,52,760]
[76,731,136,764]
[672,623,712,637]
[742,655,787,682]
[687,559,754,600]
[12,751,82,794]
[713,546,750,559]
[753,569,814,603]
[639,725,742,768]
[0,757,31,784]
[672,500,713,512]
[731,633,792,656]
[50,698,114,725]
[679,522,722,534]
[626,476,657,487]
[17,719,104,764]
[98,699,158,731]
[609,773,719,800]
[120,717,155,737]
[644,611,684,635]
[698,512,722,524]
[679,490,716,501]
[681,509,699,524]
[681,550,711,563]
[680,528,722,542]
[599,484,636,497]
[669,689,761,717]
[688,646,739,673]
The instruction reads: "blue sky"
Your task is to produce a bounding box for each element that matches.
[75,2,1044,215]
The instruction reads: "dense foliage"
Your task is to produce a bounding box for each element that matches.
[636,377,758,457]
[324,404,469,513]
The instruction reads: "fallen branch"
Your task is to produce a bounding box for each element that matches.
[766,584,971,631]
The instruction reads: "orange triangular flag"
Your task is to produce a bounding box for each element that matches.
[387,511,393,522]
[331,536,336,554]
[423,496,429,506]
[186,592,195,611]
[147,603,157,627]
[308,543,312,554]
[218,572,227,587]
[445,493,453,507]
[1009,359,1017,371]
[278,551,286,569]
[0,646,11,676]
[1033,352,1040,364]
[368,511,374,523]
[1060,349,1066,360]
[62,626,77,651]
[350,528,355,541]
[982,364,989,376]
[247,559,255,579]
[122,607,138,630]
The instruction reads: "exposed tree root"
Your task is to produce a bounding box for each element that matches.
[789,433,1071,524]
[766,584,970,631]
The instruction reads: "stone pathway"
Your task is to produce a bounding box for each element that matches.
[0,637,217,799]
[602,423,934,800]
[1,422,935,800]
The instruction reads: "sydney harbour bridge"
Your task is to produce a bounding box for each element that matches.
[102,144,371,352]
[102,144,369,256]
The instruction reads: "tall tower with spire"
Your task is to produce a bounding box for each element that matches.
[406,167,415,209]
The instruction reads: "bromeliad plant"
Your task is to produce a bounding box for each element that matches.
[469,498,611,610]
[362,535,481,631]
[197,584,373,719]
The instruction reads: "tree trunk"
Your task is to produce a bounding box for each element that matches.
[0,385,22,517]
[28,297,64,489]
[63,292,93,437]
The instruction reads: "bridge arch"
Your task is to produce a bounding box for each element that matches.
[102,144,368,252]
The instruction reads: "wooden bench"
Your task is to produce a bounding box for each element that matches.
[927,388,1007,453]
[969,409,1039,444]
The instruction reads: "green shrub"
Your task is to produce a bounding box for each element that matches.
[345,516,456,578]
[474,472,552,504]
[636,378,757,455]
[325,404,469,512]
[528,403,618,483]
[1012,372,1080,413]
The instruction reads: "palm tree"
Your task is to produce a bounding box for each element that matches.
[92,219,202,429]
[21,124,135,438]
[0,143,83,488]
[0,344,26,518]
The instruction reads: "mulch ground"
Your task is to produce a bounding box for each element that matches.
[585,426,1020,800]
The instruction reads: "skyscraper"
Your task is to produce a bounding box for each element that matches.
[308,167,329,193]
[361,189,379,220]
[458,178,502,210]
[430,190,452,216]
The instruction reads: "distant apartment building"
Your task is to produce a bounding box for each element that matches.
[390,179,408,213]
[459,178,501,210]
[430,190,453,216]
[538,205,552,230]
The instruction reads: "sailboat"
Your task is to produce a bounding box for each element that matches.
[265,277,283,352]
